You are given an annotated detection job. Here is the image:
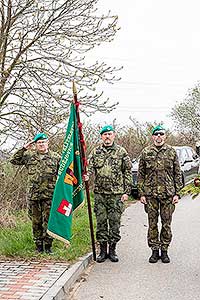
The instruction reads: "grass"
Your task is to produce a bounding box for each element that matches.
[180,180,200,199]
[0,198,96,263]
[0,195,136,262]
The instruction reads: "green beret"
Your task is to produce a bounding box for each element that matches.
[152,125,166,135]
[33,132,48,142]
[100,125,114,135]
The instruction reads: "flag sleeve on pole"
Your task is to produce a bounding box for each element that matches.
[47,102,84,244]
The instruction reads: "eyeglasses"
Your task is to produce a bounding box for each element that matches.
[153,132,165,136]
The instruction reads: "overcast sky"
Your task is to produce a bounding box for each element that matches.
[85,0,200,130]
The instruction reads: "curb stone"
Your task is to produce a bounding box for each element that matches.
[41,252,93,300]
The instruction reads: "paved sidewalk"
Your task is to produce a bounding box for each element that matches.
[0,252,92,300]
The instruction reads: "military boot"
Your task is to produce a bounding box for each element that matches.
[96,242,107,263]
[35,243,43,254]
[44,244,53,254]
[161,250,170,263]
[149,250,160,263]
[108,243,119,262]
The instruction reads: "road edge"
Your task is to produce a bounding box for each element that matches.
[41,252,93,300]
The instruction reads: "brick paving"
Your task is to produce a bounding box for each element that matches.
[0,260,70,300]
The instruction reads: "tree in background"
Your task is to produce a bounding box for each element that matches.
[167,131,196,148]
[0,0,121,146]
[171,83,200,143]
[2,118,198,218]
[115,117,161,159]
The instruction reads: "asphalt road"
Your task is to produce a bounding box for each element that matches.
[69,195,200,300]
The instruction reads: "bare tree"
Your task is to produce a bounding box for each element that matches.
[112,118,158,159]
[0,0,121,146]
[171,83,200,139]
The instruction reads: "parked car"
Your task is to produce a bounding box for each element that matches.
[131,146,200,198]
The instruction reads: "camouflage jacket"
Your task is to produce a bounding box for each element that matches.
[10,148,60,199]
[137,144,183,198]
[88,143,132,195]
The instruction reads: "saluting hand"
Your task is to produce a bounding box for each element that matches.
[24,140,34,150]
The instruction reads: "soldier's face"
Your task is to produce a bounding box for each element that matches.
[152,131,166,146]
[101,131,115,146]
[35,139,49,153]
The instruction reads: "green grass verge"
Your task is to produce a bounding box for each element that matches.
[0,195,136,262]
[180,181,200,199]
[0,198,96,262]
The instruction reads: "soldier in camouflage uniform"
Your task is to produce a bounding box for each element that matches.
[85,125,132,263]
[10,133,60,254]
[138,125,183,263]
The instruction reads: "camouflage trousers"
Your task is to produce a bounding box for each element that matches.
[144,196,175,251]
[94,193,125,244]
[28,198,53,247]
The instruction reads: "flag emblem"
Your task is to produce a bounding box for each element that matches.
[57,200,72,217]
[64,162,78,185]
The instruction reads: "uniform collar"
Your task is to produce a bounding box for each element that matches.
[102,142,116,151]
[37,150,49,155]
[151,143,168,152]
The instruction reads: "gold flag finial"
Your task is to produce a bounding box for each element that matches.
[72,81,77,95]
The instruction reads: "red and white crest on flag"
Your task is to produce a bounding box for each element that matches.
[57,199,72,217]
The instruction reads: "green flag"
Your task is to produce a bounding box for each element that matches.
[47,102,84,244]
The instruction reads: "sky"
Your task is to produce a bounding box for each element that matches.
[85,0,200,130]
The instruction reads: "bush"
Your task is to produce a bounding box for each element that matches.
[0,161,27,227]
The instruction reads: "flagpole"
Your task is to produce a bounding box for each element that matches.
[72,81,96,261]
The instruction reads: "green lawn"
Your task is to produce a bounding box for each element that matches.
[0,200,96,262]
[0,196,136,262]
[180,181,200,199]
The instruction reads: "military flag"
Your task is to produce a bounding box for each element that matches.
[47,101,84,244]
